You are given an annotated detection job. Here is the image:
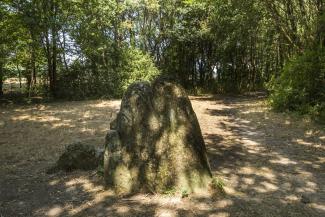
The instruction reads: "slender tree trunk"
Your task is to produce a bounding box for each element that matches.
[29,45,37,97]
[51,1,57,97]
[316,0,324,48]
[129,26,135,47]
[0,63,3,97]
[15,53,22,88]
[61,31,69,71]
[44,32,53,97]
[51,28,57,97]
[17,65,22,89]
[32,45,37,86]
[26,67,31,95]
[44,0,58,98]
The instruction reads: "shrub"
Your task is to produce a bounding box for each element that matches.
[117,48,160,94]
[211,177,225,194]
[268,48,325,121]
[57,47,160,99]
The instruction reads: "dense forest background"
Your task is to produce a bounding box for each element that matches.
[0,0,324,118]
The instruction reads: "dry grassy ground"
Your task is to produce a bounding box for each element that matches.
[0,96,324,217]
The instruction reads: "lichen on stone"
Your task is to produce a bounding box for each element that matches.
[104,78,212,194]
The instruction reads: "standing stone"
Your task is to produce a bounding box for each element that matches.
[104,78,212,194]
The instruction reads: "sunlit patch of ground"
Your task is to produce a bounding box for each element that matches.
[0,95,324,216]
[2,78,27,93]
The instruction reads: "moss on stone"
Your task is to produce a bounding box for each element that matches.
[104,78,212,195]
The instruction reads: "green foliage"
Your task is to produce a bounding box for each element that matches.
[181,189,189,198]
[268,48,325,120]
[97,165,104,177]
[1,0,324,107]
[56,47,159,99]
[162,187,177,196]
[118,48,160,94]
[211,177,225,193]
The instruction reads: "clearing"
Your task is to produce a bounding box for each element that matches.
[0,95,324,217]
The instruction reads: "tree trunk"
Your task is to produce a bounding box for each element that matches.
[26,67,31,95]
[61,31,69,71]
[0,63,3,97]
[51,30,57,97]
[44,32,53,97]
[16,61,22,89]
[50,1,57,98]
[18,67,22,88]
[29,45,37,97]
[316,0,324,48]
[0,79,3,97]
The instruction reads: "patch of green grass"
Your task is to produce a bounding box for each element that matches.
[97,165,104,177]
[211,177,225,193]
[181,189,189,198]
[162,187,177,196]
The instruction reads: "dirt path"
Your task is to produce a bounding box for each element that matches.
[0,96,324,217]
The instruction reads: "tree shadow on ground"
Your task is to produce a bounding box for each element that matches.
[0,96,324,217]
[202,95,324,217]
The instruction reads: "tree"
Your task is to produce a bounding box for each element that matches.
[1,0,323,110]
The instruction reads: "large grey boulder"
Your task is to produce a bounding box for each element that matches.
[104,78,212,194]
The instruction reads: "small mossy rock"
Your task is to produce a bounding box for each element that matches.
[104,78,212,194]
[51,142,103,172]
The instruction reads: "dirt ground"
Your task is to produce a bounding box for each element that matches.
[0,95,324,217]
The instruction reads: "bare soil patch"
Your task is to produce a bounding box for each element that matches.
[0,96,324,217]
